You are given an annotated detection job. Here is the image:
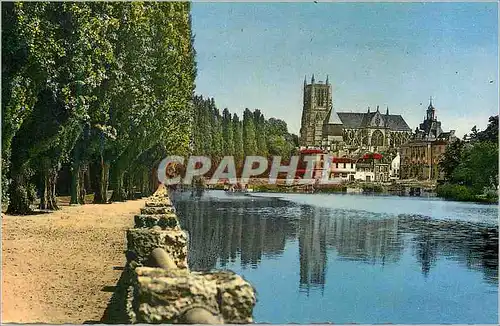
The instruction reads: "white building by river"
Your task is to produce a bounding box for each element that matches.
[390,152,401,180]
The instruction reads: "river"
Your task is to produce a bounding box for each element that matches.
[170,190,498,324]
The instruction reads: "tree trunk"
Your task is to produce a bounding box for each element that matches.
[49,168,59,210]
[141,169,149,196]
[93,161,104,203]
[85,164,92,194]
[78,167,86,204]
[127,173,135,200]
[108,141,150,202]
[6,163,33,215]
[150,167,157,195]
[39,171,49,210]
[93,157,110,204]
[110,165,126,202]
[40,167,59,210]
[70,162,81,205]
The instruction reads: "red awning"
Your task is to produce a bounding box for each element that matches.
[331,157,354,163]
[363,153,383,160]
[300,149,325,154]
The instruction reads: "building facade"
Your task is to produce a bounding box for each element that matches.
[299,75,413,153]
[299,75,337,147]
[400,99,457,180]
[355,162,375,182]
[390,152,401,180]
[329,157,356,181]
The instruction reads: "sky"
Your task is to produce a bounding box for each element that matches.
[191,2,498,138]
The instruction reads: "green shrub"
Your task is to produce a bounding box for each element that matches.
[252,184,280,192]
[314,184,346,193]
[362,183,385,193]
[436,183,478,202]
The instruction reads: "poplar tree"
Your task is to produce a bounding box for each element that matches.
[243,108,257,156]
[222,108,235,156]
[232,113,244,167]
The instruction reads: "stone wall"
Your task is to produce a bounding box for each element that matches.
[123,184,257,324]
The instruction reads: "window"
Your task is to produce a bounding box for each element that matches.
[343,163,346,168]
[342,173,348,178]
[366,176,371,182]
[336,163,338,168]
[351,163,354,169]
[349,175,355,181]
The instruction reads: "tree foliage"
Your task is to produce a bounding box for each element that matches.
[2,2,298,214]
[439,115,499,200]
[191,97,298,166]
[439,139,465,182]
[2,2,196,213]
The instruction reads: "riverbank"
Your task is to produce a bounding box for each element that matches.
[206,178,438,197]
[1,199,144,323]
[204,178,498,204]
[436,183,498,204]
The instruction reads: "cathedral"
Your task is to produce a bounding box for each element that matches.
[299,75,413,154]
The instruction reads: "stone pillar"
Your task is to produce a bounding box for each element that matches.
[123,188,257,324]
[128,267,256,324]
[126,228,189,270]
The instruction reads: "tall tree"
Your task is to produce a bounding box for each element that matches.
[439,139,465,182]
[232,113,244,166]
[474,115,498,143]
[210,105,223,162]
[253,109,268,157]
[242,108,257,157]
[452,141,498,193]
[222,108,235,156]
[3,2,196,212]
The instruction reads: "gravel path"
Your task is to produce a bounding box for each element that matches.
[1,199,145,323]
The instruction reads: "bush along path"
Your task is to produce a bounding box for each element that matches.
[117,184,256,324]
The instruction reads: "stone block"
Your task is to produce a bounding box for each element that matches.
[127,267,256,324]
[140,206,175,215]
[151,183,169,198]
[145,197,173,207]
[126,228,188,270]
[130,267,220,323]
[134,214,180,230]
[198,271,256,323]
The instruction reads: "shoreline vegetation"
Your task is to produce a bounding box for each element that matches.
[436,183,498,204]
[202,178,498,204]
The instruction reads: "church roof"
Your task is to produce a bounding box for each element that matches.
[385,115,412,131]
[325,109,343,124]
[336,112,365,128]
[336,112,411,131]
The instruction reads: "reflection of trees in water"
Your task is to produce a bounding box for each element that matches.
[322,211,403,265]
[173,194,297,271]
[397,216,498,284]
[171,192,498,287]
[414,233,438,277]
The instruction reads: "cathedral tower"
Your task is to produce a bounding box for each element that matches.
[299,75,333,147]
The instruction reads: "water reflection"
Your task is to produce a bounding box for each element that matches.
[298,207,327,291]
[177,194,298,271]
[171,191,498,287]
[397,215,498,283]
